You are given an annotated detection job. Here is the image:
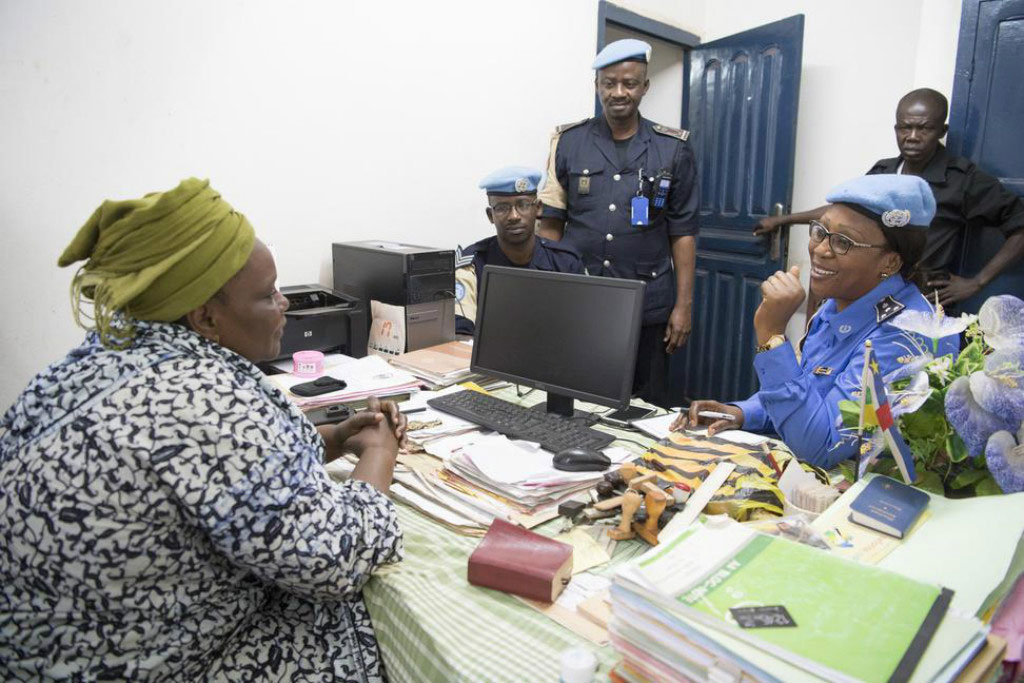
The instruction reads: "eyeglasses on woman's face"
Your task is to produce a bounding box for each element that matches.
[809,220,887,256]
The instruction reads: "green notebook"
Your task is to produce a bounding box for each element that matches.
[618,519,952,683]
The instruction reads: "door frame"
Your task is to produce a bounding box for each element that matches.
[595,1,701,117]
[946,0,983,158]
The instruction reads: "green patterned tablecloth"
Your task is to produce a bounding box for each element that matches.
[363,387,661,681]
[364,503,650,683]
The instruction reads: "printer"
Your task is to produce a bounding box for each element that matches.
[273,285,368,360]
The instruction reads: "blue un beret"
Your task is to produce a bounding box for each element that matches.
[593,39,652,70]
[478,166,542,196]
[825,174,936,229]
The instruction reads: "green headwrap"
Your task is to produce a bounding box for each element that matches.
[59,177,255,348]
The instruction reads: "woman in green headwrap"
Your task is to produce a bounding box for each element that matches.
[1,178,406,681]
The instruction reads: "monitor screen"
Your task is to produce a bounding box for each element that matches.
[471,266,645,411]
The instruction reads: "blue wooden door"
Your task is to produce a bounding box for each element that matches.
[948,0,1024,311]
[670,16,804,404]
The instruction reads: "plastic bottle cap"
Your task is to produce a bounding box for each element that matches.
[559,645,597,683]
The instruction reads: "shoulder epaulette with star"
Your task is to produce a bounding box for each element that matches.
[652,124,690,141]
[556,118,590,134]
[875,295,906,323]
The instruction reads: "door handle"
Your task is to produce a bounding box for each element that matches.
[770,203,784,261]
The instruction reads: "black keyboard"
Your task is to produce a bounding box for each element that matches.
[427,390,615,453]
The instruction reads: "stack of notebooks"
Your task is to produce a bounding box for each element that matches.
[608,517,989,683]
[389,340,479,388]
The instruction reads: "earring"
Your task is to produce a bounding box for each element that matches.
[879,272,889,280]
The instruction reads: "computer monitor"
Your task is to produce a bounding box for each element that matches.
[471,265,645,417]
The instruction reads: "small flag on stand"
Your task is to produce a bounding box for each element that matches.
[857,341,917,484]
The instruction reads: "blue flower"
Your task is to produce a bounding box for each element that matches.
[985,427,1024,494]
[945,376,1017,456]
[978,295,1024,350]
[969,347,1024,424]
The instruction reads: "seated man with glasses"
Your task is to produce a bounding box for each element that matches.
[455,166,583,334]
[671,175,960,468]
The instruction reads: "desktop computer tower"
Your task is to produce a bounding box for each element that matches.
[332,240,456,352]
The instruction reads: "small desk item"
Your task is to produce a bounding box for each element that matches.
[608,490,643,541]
[468,518,573,603]
[553,447,612,472]
[849,475,929,539]
[291,375,347,397]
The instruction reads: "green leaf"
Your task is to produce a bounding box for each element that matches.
[946,433,969,463]
[915,470,945,495]
[838,400,863,429]
[975,476,1003,496]
[952,338,986,376]
[950,468,988,489]
[838,461,856,484]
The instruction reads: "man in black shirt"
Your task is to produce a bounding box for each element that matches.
[756,88,1024,307]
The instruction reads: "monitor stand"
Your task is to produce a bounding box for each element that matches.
[529,392,599,423]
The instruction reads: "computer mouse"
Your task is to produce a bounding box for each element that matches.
[553,447,612,472]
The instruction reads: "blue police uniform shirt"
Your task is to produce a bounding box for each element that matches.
[454,235,583,335]
[539,115,699,326]
[731,274,960,469]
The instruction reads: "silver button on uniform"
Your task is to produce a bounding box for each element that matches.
[613,174,621,181]
[606,234,614,241]
[603,259,611,268]
[609,204,616,212]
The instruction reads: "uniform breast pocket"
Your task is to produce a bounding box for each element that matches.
[568,165,604,207]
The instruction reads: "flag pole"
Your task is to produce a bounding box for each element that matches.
[855,340,873,482]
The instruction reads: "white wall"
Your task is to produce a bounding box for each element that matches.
[0,0,648,406]
[0,0,962,408]
[605,24,684,128]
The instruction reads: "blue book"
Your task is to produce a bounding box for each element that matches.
[849,476,929,539]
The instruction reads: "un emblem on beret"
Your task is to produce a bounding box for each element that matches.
[882,209,911,228]
[514,177,529,193]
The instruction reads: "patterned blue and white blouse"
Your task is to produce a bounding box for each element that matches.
[0,321,403,681]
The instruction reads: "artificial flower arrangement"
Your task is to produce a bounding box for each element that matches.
[839,295,1024,496]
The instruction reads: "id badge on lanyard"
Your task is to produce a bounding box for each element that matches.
[631,168,649,227]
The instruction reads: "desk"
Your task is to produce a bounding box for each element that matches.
[363,386,657,682]
[364,504,646,682]
[358,387,1024,681]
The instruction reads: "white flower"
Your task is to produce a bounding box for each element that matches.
[891,371,932,417]
[926,355,953,383]
[890,304,976,340]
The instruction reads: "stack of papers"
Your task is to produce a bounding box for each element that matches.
[444,433,634,513]
[609,517,987,683]
[265,354,422,408]
[389,340,479,388]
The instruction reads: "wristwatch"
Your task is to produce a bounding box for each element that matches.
[756,334,786,354]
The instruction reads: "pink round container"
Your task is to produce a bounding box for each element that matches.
[292,350,325,377]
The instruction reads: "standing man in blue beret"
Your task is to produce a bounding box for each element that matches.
[756,88,1024,310]
[538,39,699,407]
[455,166,583,335]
